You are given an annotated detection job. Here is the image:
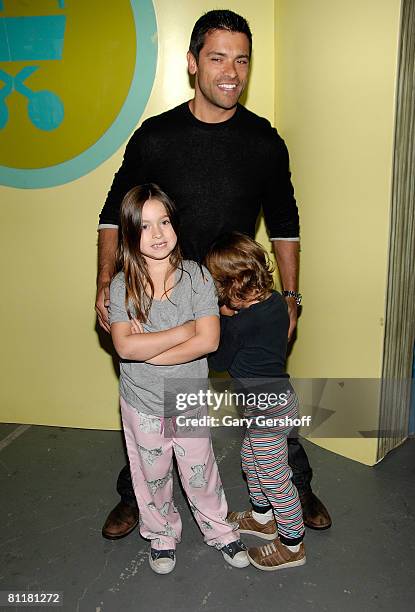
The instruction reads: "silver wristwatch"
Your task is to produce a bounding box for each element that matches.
[282,290,302,305]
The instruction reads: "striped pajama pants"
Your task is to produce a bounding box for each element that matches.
[240,391,305,543]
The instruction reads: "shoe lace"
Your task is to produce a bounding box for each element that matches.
[235,510,251,520]
[151,549,175,561]
[261,542,278,557]
[221,539,247,558]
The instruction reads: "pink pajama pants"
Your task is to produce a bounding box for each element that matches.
[120,397,239,551]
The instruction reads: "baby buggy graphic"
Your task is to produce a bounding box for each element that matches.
[0,0,66,130]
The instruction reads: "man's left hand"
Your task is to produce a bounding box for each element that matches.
[285,297,298,341]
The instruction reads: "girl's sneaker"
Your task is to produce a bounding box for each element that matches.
[247,539,306,571]
[221,539,250,568]
[149,547,176,574]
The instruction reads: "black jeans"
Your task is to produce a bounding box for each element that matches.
[117,436,313,507]
[287,436,313,496]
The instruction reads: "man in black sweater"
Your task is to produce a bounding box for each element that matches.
[96,9,331,539]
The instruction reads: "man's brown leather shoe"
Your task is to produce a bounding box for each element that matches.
[102,501,139,540]
[300,491,332,530]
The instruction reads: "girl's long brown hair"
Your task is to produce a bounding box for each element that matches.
[116,184,182,322]
[205,232,274,307]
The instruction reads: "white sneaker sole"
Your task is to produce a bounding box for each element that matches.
[247,553,306,571]
[239,528,278,541]
[148,553,176,575]
[222,550,250,568]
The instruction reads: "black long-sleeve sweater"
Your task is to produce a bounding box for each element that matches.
[99,102,299,262]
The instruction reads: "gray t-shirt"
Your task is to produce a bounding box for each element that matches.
[109,260,219,417]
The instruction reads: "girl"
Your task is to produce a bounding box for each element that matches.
[109,184,248,574]
[205,232,306,571]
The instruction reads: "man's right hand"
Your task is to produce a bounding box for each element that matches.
[96,228,119,334]
[95,279,111,333]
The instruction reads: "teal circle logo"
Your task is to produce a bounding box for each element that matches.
[0,0,158,188]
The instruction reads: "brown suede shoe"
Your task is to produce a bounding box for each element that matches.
[102,501,139,540]
[227,510,277,540]
[248,539,306,571]
[300,491,332,530]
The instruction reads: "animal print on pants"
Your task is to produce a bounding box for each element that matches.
[120,397,239,551]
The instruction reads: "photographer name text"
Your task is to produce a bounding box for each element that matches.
[176,415,312,428]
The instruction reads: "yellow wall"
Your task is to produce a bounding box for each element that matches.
[0,0,403,467]
[275,0,401,464]
[0,0,275,430]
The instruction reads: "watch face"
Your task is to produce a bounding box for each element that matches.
[283,291,301,305]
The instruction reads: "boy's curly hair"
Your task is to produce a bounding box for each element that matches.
[205,232,274,307]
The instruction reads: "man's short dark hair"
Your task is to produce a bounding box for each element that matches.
[189,10,252,62]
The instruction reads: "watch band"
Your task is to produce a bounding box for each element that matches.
[282,290,302,305]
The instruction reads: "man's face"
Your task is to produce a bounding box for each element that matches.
[188,29,250,113]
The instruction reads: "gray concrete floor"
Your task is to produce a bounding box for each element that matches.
[0,423,414,612]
